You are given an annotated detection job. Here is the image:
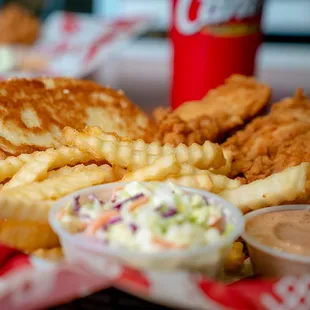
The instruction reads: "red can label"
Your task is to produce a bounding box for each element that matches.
[171,0,263,109]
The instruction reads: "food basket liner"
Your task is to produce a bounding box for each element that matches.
[0,243,308,310]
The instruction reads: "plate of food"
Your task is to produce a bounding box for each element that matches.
[0,74,309,309]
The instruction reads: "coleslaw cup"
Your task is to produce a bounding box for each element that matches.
[49,182,244,277]
[242,205,310,277]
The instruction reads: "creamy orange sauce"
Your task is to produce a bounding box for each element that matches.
[246,210,310,256]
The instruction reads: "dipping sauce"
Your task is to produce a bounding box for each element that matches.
[246,209,310,257]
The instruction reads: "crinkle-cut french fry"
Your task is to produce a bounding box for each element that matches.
[0,153,36,183]
[1,164,106,201]
[0,197,50,222]
[109,165,127,182]
[0,219,59,252]
[48,164,126,183]
[224,242,246,273]
[2,153,55,190]
[209,149,232,176]
[32,247,63,261]
[47,164,86,179]
[85,126,165,154]
[166,174,213,191]
[174,164,241,193]
[63,127,225,170]
[85,126,227,168]
[0,146,93,183]
[220,163,310,213]
[122,155,181,182]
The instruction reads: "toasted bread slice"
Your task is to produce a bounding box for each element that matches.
[0,77,155,156]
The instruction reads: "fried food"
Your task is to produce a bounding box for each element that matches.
[209,149,232,176]
[47,164,126,184]
[32,247,63,261]
[220,163,309,213]
[175,164,241,193]
[0,164,107,201]
[0,219,59,252]
[223,89,310,182]
[0,4,40,45]
[1,152,55,190]
[123,155,181,181]
[0,150,7,160]
[224,242,246,273]
[0,147,92,183]
[121,153,238,192]
[156,113,220,145]
[0,77,155,156]
[155,75,271,145]
[63,127,226,170]
[0,196,50,222]
[167,174,213,190]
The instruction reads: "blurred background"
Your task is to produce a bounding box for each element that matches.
[0,0,309,113]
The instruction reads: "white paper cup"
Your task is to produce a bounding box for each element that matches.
[49,182,244,277]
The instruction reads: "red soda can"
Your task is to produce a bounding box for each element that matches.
[171,0,264,109]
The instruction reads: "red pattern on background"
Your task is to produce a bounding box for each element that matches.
[62,13,80,33]
[83,20,138,64]
[83,30,119,64]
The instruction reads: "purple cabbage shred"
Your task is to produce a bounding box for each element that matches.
[129,223,138,233]
[101,224,108,231]
[112,193,144,210]
[88,194,103,205]
[107,216,122,225]
[73,196,81,213]
[162,208,177,218]
[203,196,210,205]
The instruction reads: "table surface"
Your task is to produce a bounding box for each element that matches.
[51,287,174,310]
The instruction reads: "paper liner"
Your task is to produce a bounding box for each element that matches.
[0,12,152,80]
[1,243,310,310]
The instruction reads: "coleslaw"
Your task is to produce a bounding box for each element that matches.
[58,182,232,252]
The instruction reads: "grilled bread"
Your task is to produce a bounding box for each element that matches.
[0,77,155,156]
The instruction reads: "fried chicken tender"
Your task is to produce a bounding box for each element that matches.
[156,113,220,145]
[223,89,310,183]
[155,75,271,146]
[153,106,170,124]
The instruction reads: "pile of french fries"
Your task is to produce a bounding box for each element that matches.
[0,126,309,270]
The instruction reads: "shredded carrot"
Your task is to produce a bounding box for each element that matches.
[152,236,187,249]
[115,186,124,191]
[57,209,66,220]
[128,196,149,212]
[210,218,223,232]
[86,210,120,235]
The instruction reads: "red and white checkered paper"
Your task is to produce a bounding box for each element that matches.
[1,244,310,310]
[0,11,151,79]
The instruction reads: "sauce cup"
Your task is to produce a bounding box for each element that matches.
[49,182,244,278]
[242,205,310,278]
